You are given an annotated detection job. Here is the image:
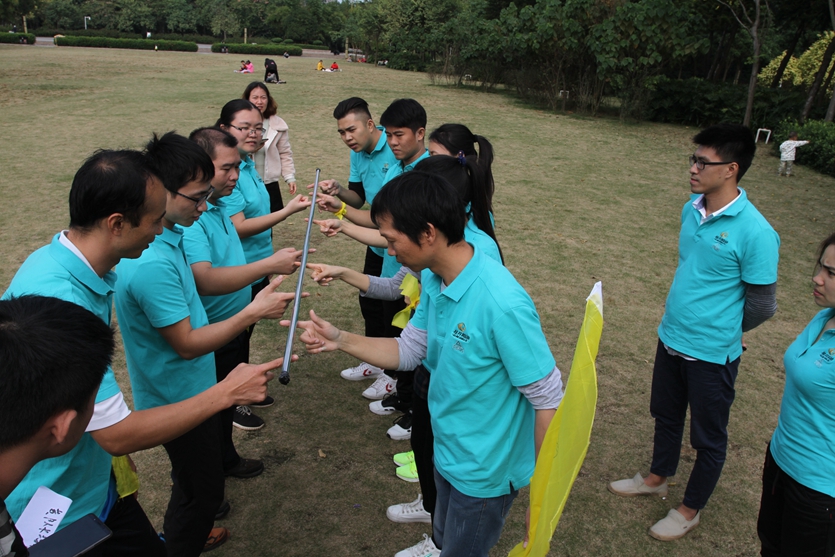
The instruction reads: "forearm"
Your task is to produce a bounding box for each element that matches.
[91,383,233,455]
[534,409,556,460]
[335,267,371,292]
[337,331,401,370]
[340,220,387,248]
[337,187,363,208]
[344,206,376,228]
[742,282,777,332]
[193,262,268,296]
[167,307,258,359]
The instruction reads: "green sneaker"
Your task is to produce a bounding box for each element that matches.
[393,450,415,467]
[396,462,419,483]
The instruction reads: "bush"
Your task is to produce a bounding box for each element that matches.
[0,33,36,44]
[282,39,294,44]
[773,119,835,178]
[312,40,323,46]
[295,43,330,50]
[211,43,302,56]
[387,52,426,72]
[55,36,197,52]
[34,28,125,38]
[271,38,284,44]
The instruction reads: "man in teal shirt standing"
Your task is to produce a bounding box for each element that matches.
[609,124,780,541]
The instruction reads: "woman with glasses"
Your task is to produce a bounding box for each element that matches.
[757,232,835,557]
[242,82,297,212]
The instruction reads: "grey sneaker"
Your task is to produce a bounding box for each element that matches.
[394,534,440,557]
[649,509,700,541]
[386,494,431,524]
[608,473,668,497]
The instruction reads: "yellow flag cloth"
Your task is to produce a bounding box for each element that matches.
[112,455,140,499]
[509,282,603,557]
[391,273,421,329]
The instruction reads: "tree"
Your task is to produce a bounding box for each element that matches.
[800,32,835,122]
[826,0,835,121]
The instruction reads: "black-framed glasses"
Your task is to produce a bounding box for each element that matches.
[689,155,733,170]
[177,186,214,208]
[229,124,265,136]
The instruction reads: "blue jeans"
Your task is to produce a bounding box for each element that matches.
[649,339,740,510]
[433,468,518,557]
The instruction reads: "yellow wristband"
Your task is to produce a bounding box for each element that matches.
[335,201,348,220]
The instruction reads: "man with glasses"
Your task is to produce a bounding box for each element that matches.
[114,132,297,556]
[608,124,780,541]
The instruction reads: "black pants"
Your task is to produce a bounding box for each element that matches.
[758,444,835,557]
[87,494,166,557]
[214,331,249,471]
[247,276,270,340]
[649,339,740,510]
[411,366,435,524]
[264,181,284,212]
[162,415,225,557]
[360,248,386,338]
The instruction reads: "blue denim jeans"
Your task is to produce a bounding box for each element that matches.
[433,468,518,557]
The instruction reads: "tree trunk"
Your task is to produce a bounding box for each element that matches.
[826,86,835,121]
[800,36,835,123]
[744,32,760,127]
[770,22,805,88]
[720,26,739,82]
[707,29,726,80]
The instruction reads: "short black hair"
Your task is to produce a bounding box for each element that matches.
[380,99,426,134]
[69,150,156,230]
[189,127,238,160]
[371,171,465,246]
[692,123,756,182]
[144,131,215,193]
[0,295,114,450]
[333,97,372,121]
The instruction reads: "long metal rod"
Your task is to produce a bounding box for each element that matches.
[279,168,320,384]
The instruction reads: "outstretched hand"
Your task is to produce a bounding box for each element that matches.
[251,275,309,320]
[222,355,295,406]
[309,178,340,196]
[281,309,341,353]
[285,194,312,214]
[316,192,342,213]
[312,218,342,237]
[306,262,345,286]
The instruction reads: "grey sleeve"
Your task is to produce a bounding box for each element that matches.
[362,266,419,301]
[396,322,427,371]
[517,366,565,410]
[742,282,777,332]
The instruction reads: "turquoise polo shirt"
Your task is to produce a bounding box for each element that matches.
[115,226,216,410]
[658,190,779,364]
[183,199,250,324]
[2,233,121,530]
[348,127,398,205]
[771,308,835,497]
[377,148,432,277]
[223,156,273,267]
[411,246,555,498]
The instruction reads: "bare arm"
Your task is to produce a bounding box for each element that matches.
[230,194,311,239]
[534,409,556,460]
[309,179,364,208]
[191,248,303,296]
[317,193,376,228]
[307,262,371,292]
[91,357,285,455]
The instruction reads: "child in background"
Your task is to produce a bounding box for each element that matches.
[778,132,810,177]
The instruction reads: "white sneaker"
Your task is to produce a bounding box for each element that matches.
[340,362,384,381]
[362,374,396,400]
[394,534,440,557]
[387,412,412,440]
[387,494,431,524]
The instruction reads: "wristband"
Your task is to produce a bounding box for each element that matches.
[335,201,348,220]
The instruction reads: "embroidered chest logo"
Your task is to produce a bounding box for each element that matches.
[814,347,835,368]
[381,162,389,174]
[451,323,470,353]
[713,231,729,251]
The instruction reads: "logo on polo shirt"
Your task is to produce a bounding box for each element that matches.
[382,163,389,174]
[452,323,470,343]
[814,348,835,367]
[713,231,729,251]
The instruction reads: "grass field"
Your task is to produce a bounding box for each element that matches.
[1,43,834,557]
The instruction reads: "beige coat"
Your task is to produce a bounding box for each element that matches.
[262,114,296,184]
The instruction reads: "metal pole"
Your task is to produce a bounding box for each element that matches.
[279,168,320,384]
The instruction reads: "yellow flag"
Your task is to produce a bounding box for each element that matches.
[112,455,139,499]
[509,282,603,557]
[391,273,421,329]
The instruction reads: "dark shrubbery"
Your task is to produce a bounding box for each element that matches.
[388,52,426,72]
[773,120,835,178]
[55,36,197,52]
[211,43,302,56]
[34,28,275,44]
[0,33,36,44]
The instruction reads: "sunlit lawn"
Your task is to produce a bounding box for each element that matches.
[1,43,833,556]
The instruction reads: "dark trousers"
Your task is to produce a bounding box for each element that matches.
[758,444,835,557]
[411,378,436,525]
[264,181,284,213]
[88,494,166,557]
[247,276,270,340]
[162,415,225,557]
[360,248,386,338]
[649,339,740,510]
[214,331,249,471]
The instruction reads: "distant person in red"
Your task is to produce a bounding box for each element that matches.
[331,62,339,71]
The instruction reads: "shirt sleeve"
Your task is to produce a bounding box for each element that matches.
[182,223,212,265]
[517,366,564,410]
[740,225,780,285]
[223,186,246,217]
[396,323,427,371]
[85,392,131,432]
[348,182,366,204]
[128,259,192,329]
[493,305,556,387]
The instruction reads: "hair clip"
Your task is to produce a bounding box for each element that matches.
[457,151,466,166]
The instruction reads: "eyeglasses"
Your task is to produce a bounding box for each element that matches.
[228,124,266,136]
[177,186,214,208]
[689,155,733,170]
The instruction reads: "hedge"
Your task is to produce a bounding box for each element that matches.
[0,33,36,44]
[211,43,302,56]
[773,119,835,178]
[34,28,273,44]
[55,36,197,52]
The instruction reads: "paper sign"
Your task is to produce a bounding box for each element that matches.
[15,486,72,547]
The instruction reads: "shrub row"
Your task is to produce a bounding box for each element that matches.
[773,119,835,178]
[0,33,36,44]
[211,43,302,56]
[55,36,197,52]
[33,28,272,44]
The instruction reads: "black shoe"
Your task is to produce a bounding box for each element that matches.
[224,458,265,479]
[233,406,265,430]
[215,500,231,520]
[369,394,408,416]
[250,395,275,408]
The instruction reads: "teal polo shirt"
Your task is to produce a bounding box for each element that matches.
[771,308,835,497]
[348,126,398,205]
[411,246,555,498]
[2,233,121,530]
[115,226,216,410]
[658,190,780,364]
[183,199,250,324]
[223,156,273,267]
[377,148,432,277]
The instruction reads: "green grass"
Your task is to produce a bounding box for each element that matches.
[1,44,834,557]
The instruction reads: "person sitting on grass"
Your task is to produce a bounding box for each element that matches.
[316,59,324,71]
